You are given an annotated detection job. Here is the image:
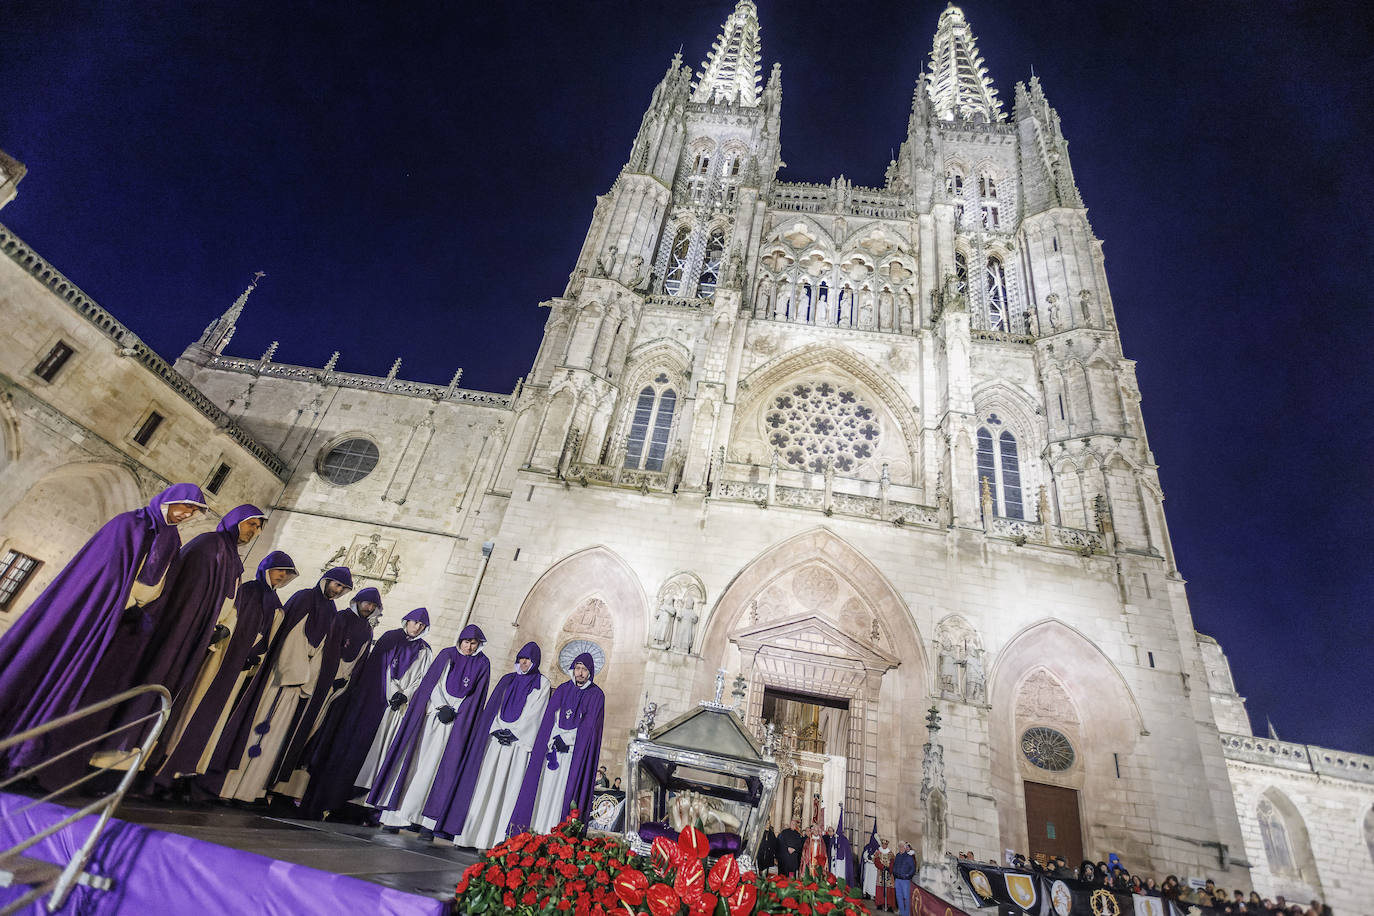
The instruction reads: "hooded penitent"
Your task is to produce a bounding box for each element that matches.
[150,551,296,785]
[438,640,544,836]
[367,624,490,819]
[0,483,206,778]
[297,607,433,818]
[508,650,606,832]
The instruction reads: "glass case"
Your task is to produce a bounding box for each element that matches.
[623,699,779,870]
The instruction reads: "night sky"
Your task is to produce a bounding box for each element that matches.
[2,1,1370,753]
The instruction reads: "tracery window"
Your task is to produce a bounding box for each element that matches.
[954,251,968,295]
[981,204,1000,229]
[979,174,997,198]
[976,419,1024,519]
[662,227,692,296]
[765,380,881,473]
[1258,799,1295,876]
[697,228,726,298]
[946,171,964,195]
[692,153,711,175]
[624,374,677,471]
[985,256,1008,330]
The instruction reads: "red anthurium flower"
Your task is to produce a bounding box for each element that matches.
[613,868,649,906]
[725,882,757,916]
[687,891,717,916]
[651,836,679,875]
[677,825,709,861]
[646,883,682,916]
[707,854,740,895]
[674,858,705,906]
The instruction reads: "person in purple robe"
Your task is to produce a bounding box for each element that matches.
[0,483,207,781]
[296,607,432,819]
[368,624,490,839]
[210,567,353,803]
[271,585,380,798]
[440,641,550,847]
[148,551,298,793]
[508,651,605,834]
[89,504,268,765]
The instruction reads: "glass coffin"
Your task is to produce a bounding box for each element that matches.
[624,700,779,869]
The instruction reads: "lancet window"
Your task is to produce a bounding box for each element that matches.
[979,174,997,198]
[976,418,1023,519]
[985,256,1009,330]
[625,374,678,471]
[662,227,692,296]
[1258,799,1295,876]
[697,228,727,298]
[954,251,968,295]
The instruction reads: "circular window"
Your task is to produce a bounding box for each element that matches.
[318,437,379,485]
[1021,726,1075,771]
[764,379,881,473]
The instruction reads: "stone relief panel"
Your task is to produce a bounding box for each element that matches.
[1014,667,1080,728]
[935,615,985,704]
[562,596,615,641]
[652,572,706,654]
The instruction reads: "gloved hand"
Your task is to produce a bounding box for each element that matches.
[242,656,261,671]
[389,691,408,711]
[436,705,457,724]
[551,734,570,754]
[332,677,347,690]
[119,605,145,627]
[210,624,231,644]
[492,729,516,745]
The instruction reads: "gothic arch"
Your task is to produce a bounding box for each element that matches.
[0,395,20,467]
[764,215,837,255]
[734,343,922,484]
[988,619,1150,867]
[1257,788,1324,898]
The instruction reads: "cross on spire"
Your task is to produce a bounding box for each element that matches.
[692,0,763,107]
[925,4,1004,123]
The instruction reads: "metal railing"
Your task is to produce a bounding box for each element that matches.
[0,684,171,914]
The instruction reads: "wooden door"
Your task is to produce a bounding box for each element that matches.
[1023,781,1083,865]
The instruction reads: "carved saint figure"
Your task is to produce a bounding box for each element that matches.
[937,633,962,698]
[963,649,986,705]
[671,599,697,654]
[651,598,677,649]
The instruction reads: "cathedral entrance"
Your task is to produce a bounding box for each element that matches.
[761,687,849,830]
[1023,781,1083,866]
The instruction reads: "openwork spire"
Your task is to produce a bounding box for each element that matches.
[197,271,264,355]
[925,4,1003,123]
[692,0,762,106]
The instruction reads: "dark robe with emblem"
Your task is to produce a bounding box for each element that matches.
[757,826,778,872]
[777,826,804,875]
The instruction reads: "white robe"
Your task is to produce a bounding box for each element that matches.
[529,720,578,834]
[453,678,550,848]
[377,654,478,829]
[356,640,433,791]
[863,853,878,896]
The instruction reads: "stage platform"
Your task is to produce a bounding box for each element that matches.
[1,793,477,914]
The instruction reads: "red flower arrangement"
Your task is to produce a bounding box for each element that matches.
[454,813,866,916]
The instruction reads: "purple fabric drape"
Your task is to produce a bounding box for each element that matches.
[297,620,431,818]
[437,641,543,837]
[366,632,490,819]
[0,483,204,780]
[149,551,295,786]
[508,652,605,832]
[103,504,265,753]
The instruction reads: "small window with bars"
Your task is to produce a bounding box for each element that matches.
[132,411,164,447]
[0,550,41,611]
[34,341,75,382]
[206,462,232,495]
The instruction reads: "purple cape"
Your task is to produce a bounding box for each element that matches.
[438,641,544,836]
[201,578,341,787]
[104,504,264,753]
[150,551,293,786]
[297,624,430,818]
[366,645,490,820]
[0,483,203,778]
[507,655,605,832]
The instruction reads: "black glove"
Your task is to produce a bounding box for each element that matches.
[389,691,408,711]
[492,729,516,745]
[551,734,570,754]
[210,624,231,644]
[120,605,145,626]
[242,656,261,671]
[436,705,457,724]
[332,677,347,690]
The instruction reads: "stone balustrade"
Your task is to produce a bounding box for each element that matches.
[1220,733,1374,785]
[204,356,515,409]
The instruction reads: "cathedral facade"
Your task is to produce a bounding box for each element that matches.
[0,3,1369,909]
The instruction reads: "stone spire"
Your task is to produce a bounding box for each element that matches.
[925,4,1003,123]
[197,272,265,355]
[692,0,762,107]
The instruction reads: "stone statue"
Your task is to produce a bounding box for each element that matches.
[899,291,914,329]
[1046,294,1060,332]
[671,598,697,653]
[665,440,685,493]
[652,597,677,648]
[963,649,986,705]
[625,255,645,288]
[937,634,961,698]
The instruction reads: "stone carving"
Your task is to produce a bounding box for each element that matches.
[1015,667,1079,726]
[652,598,678,648]
[792,564,838,612]
[563,596,614,639]
[1045,293,1060,332]
[935,615,985,703]
[964,649,986,704]
[672,603,698,653]
[655,572,705,653]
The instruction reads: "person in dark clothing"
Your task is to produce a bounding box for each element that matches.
[757,823,778,873]
[776,817,803,877]
[892,841,917,916]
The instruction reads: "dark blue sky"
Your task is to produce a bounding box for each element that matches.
[2,1,1370,752]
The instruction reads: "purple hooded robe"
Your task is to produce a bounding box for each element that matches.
[366,624,490,821]
[508,651,605,832]
[149,550,296,786]
[100,504,266,753]
[438,641,543,837]
[202,568,352,788]
[0,483,205,777]
[297,607,431,817]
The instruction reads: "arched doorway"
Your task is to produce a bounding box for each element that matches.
[695,528,927,843]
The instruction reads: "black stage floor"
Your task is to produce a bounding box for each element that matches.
[110,798,479,904]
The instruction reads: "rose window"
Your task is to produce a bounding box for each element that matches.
[1021,726,1075,772]
[764,380,881,473]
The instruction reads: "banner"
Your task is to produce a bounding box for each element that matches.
[913,884,971,916]
[955,862,1227,916]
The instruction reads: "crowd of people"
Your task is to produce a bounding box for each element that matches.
[975,851,1334,916]
[0,484,607,848]
[756,823,927,916]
